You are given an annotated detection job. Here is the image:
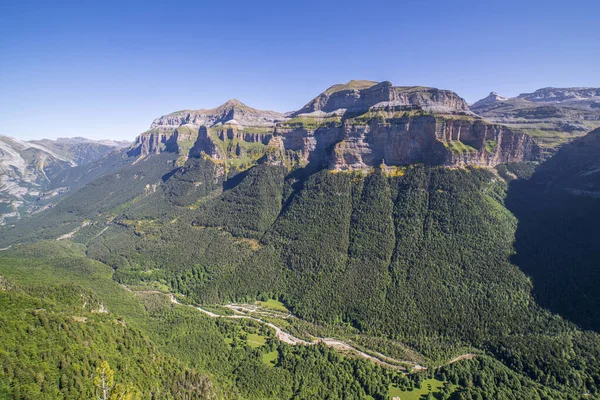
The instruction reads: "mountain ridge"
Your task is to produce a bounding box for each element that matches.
[470,87,600,154]
[2,88,600,399]
[0,135,129,224]
[128,80,538,170]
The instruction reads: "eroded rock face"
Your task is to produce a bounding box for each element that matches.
[129,99,282,157]
[264,114,538,172]
[274,125,344,166]
[150,99,284,128]
[328,116,538,170]
[128,81,539,170]
[294,80,470,116]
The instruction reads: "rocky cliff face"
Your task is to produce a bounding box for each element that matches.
[130,100,282,157]
[294,80,470,116]
[269,113,537,171]
[129,81,538,172]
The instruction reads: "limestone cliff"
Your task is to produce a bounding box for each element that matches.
[150,99,284,128]
[129,81,538,171]
[331,114,537,170]
[269,111,537,171]
[129,99,281,157]
[294,80,470,116]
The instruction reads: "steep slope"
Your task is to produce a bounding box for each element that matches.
[128,99,283,157]
[45,159,600,397]
[0,136,127,224]
[506,127,600,331]
[124,81,538,175]
[471,87,600,154]
[293,80,470,116]
[3,83,599,398]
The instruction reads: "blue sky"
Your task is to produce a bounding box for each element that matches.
[1,0,599,141]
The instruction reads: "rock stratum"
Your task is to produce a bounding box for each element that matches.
[128,80,539,171]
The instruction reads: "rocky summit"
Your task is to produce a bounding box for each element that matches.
[293,80,470,116]
[128,80,538,170]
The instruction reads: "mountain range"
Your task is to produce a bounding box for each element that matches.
[0,136,129,224]
[471,87,600,155]
[1,81,600,399]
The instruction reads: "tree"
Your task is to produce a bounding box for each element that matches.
[94,361,114,400]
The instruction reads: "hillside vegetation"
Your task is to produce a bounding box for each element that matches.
[2,127,600,398]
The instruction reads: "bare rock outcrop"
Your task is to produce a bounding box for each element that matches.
[129,100,282,157]
[276,114,538,171]
[128,81,539,170]
[151,99,284,128]
[294,80,470,116]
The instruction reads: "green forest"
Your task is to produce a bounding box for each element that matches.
[1,130,600,399]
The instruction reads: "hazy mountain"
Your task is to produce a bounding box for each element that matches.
[0,136,129,224]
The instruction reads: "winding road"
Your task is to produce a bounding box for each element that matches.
[167,293,422,370]
[128,286,472,371]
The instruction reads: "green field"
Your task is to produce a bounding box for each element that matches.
[257,299,289,312]
[246,333,267,348]
[262,350,278,367]
[389,378,450,400]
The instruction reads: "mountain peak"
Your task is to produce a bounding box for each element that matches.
[471,92,508,109]
[150,99,284,129]
[294,80,468,116]
[220,98,246,108]
[324,80,381,95]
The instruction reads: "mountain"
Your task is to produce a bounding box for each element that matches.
[293,80,470,116]
[506,127,600,331]
[471,87,600,154]
[128,81,539,172]
[2,82,600,399]
[0,136,129,224]
[128,99,284,157]
[517,87,600,103]
[470,92,508,108]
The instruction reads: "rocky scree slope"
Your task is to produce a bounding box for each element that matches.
[128,80,538,171]
[0,136,127,224]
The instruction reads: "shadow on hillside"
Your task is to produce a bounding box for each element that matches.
[505,135,600,332]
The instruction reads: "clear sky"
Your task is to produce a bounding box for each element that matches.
[1,0,599,141]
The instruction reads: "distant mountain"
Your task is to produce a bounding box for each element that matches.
[470,92,508,108]
[0,136,129,224]
[470,87,600,155]
[517,87,600,103]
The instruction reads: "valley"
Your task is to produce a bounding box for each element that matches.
[1,81,600,399]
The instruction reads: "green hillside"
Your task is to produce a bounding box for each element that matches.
[2,129,600,398]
